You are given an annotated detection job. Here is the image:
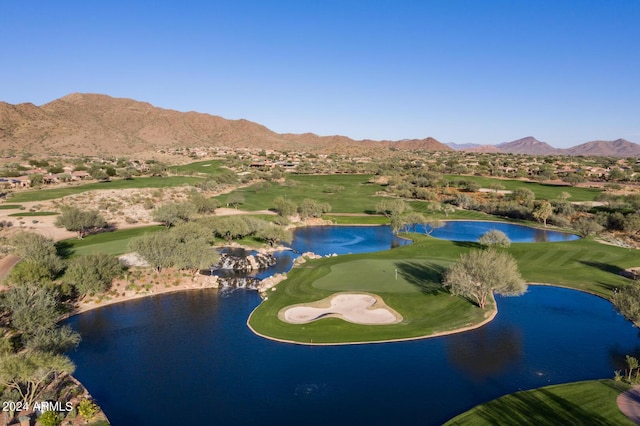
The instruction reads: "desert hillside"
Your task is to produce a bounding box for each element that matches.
[0,93,450,156]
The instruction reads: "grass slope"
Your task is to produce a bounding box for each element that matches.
[444,379,633,426]
[9,176,204,202]
[218,174,384,213]
[59,226,165,256]
[170,160,225,175]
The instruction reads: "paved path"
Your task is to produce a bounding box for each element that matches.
[618,385,640,424]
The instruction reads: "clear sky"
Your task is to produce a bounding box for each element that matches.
[1,1,638,147]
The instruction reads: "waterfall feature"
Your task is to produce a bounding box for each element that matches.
[211,250,278,290]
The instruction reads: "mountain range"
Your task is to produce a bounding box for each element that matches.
[1,93,637,158]
[0,93,449,157]
[446,136,640,157]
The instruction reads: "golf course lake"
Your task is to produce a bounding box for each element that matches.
[66,286,640,425]
[65,222,615,425]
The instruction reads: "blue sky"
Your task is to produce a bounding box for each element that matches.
[1,1,638,147]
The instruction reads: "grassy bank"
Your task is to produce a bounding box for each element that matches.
[444,379,633,425]
[59,225,165,256]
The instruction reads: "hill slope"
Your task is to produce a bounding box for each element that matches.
[0,93,450,156]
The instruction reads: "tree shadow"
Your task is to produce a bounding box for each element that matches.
[452,241,481,249]
[394,261,448,294]
[579,260,626,277]
[55,240,75,259]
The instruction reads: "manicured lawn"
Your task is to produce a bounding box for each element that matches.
[444,379,633,426]
[8,211,58,217]
[0,204,22,209]
[443,175,601,201]
[170,160,225,175]
[9,176,204,202]
[217,174,385,213]
[60,225,165,256]
[249,232,636,344]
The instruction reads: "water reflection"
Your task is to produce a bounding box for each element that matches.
[446,326,523,380]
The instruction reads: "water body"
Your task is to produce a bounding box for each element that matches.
[66,287,640,426]
[426,220,579,243]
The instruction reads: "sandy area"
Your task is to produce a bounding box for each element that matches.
[279,292,403,325]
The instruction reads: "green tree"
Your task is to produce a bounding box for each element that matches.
[24,325,80,354]
[55,206,107,239]
[5,260,52,287]
[38,410,62,426]
[562,173,586,186]
[443,249,526,309]
[273,197,298,217]
[613,285,640,322]
[212,216,251,242]
[64,253,123,298]
[1,283,59,336]
[624,213,640,235]
[28,174,44,187]
[129,231,176,272]
[626,355,639,381]
[255,224,293,247]
[9,232,63,278]
[478,229,511,248]
[533,200,553,227]
[0,351,75,405]
[375,199,409,218]
[189,190,220,214]
[298,198,331,219]
[572,217,604,237]
[226,192,245,209]
[152,202,194,228]
[171,238,219,279]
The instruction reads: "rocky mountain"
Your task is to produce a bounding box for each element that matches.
[0,93,451,156]
[563,139,640,157]
[496,137,561,155]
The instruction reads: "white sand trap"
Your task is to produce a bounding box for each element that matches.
[279,292,403,325]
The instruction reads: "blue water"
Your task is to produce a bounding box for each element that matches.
[290,225,410,256]
[425,220,579,243]
[66,286,640,426]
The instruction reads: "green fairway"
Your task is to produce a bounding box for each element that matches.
[59,225,165,256]
[217,174,384,213]
[9,176,204,202]
[249,231,636,344]
[0,204,22,210]
[443,175,601,201]
[8,211,58,217]
[444,379,633,425]
[170,160,225,175]
[323,215,389,225]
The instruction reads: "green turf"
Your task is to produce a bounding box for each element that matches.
[9,176,204,202]
[249,231,636,343]
[8,211,58,217]
[0,204,21,210]
[59,226,166,256]
[323,215,389,225]
[443,175,601,201]
[170,160,225,175]
[444,379,633,426]
[217,174,385,213]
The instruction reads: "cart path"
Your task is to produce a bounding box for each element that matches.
[618,385,640,425]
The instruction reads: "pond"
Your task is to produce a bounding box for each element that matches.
[421,220,579,242]
[66,286,639,426]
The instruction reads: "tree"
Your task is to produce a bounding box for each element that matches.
[478,229,511,248]
[64,253,123,298]
[226,192,245,209]
[189,190,220,214]
[273,197,298,217]
[24,325,81,354]
[626,355,639,381]
[88,165,108,181]
[9,232,63,278]
[572,217,604,237]
[255,224,293,247]
[533,201,553,227]
[1,283,60,336]
[511,188,535,206]
[613,285,640,322]
[443,249,526,309]
[298,198,331,219]
[38,410,63,426]
[562,173,586,186]
[0,351,74,405]
[171,238,219,279]
[390,212,429,234]
[212,216,251,242]
[488,182,505,193]
[129,232,176,272]
[152,202,194,228]
[55,206,107,239]
[29,174,44,187]
[375,199,409,218]
[624,213,640,235]
[6,260,52,286]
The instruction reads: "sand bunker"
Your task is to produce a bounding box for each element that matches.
[279,293,403,325]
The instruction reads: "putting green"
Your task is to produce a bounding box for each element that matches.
[312,259,440,294]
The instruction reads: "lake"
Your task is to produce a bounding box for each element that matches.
[66,286,639,425]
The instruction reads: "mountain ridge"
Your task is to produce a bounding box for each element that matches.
[0,93,450,156]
